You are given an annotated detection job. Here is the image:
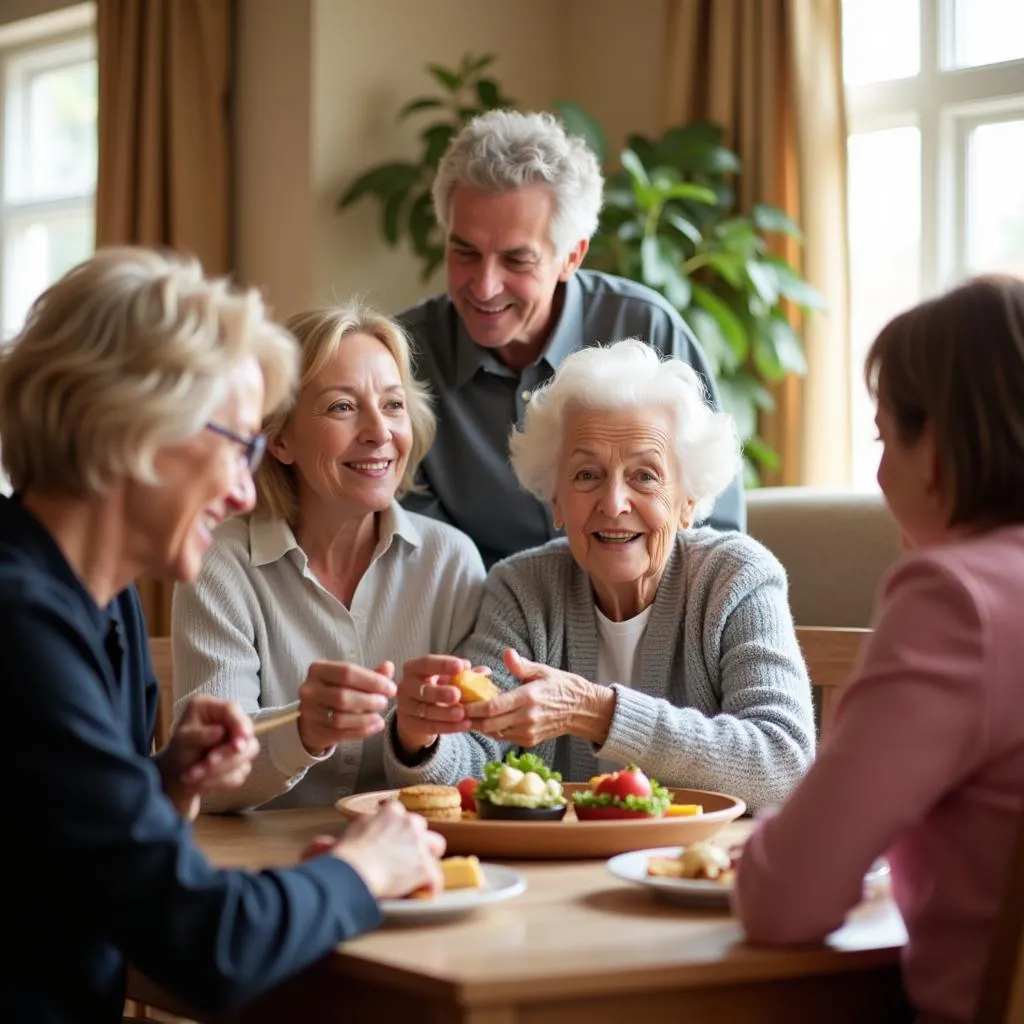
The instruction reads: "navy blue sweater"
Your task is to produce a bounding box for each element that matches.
[0,496,381,1023]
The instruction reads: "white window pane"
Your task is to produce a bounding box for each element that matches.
[22,59,98,200]
[3,211,93,338]
[949,0,1024,69]
[966,119,1024,276]
[847,126,922,489]
[843,0,920,85]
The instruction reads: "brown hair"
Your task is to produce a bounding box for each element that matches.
[256,302,435,526]
[864,274,1024,529]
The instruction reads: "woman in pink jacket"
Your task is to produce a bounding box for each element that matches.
[735,275,1024,1024]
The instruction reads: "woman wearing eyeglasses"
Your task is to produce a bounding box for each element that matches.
[171,304,486,811]
[0,249,446,1022]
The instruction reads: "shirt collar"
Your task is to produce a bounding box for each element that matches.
[247,501,422,569]
[452,274,584,388]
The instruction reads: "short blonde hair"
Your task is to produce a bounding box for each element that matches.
[0,246,297,496]
[865,274,1024,529]
[509,339,739,524]
[256,302,435,525]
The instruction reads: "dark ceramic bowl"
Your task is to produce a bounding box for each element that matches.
[475,797,568,821]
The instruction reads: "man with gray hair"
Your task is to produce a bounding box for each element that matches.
[398,109,744,567]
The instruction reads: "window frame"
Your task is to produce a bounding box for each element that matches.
[0,7,96,341]
[843,0,1024,488]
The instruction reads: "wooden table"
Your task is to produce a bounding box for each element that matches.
[128,808,912,1023]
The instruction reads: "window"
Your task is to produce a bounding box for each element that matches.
[843,0,1024,488]
[0,5,96,342]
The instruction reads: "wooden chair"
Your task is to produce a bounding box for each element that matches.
[974,809,1024,1022]
[795,625,870,739]
[149,636,175,752]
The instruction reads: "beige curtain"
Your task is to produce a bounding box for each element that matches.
[661,0,850,486]
[95,0,233,635]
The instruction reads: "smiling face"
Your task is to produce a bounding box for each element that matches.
[269,332,412,520]
[126,355,265,583]
[445,185,587,366]
[551,404,694,619]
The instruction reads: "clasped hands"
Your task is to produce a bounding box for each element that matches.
[395,648,604,756]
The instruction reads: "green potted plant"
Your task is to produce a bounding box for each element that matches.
[338,56,824,484]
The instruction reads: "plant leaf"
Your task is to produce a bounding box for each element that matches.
[408,191,437,256]
[398,97,444,120]
[657,123,740,175]
[664,213,702,246]
[475,78,501,109]
[743,435,781,470]
[338,162,421,208]
[702,251,745,289]
[421,246,445,283]
[752,203,803,239]
[664,181,717,204]
[427,63,462,91]
[553,100,609,165]
[382,190,405,246]
[768,316,808,375]
[691,283,749,361]
[745,259,779,307]
[684,307,739,375]
[620,148,650,186]
[463,53,495,75]
[768,259,828,309]
[422,123,456,167]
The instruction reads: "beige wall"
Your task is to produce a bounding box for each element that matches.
[235,0,665,319]
[0,0,80,28]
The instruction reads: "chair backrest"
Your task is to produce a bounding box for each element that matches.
[148,636,174,751]
[975,810,1024,1023]
[795,625,870,739]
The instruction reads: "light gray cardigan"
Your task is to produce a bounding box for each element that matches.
[383,529,815,810]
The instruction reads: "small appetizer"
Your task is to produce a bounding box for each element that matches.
[398,784,462,821]
[452,668,500,703]
[572,766,671,820]
[646,841,735,883]
[407,855,487,899]
[474,752,567,821]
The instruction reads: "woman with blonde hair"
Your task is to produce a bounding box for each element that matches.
[736,276,1024,1023]
[0,249,444,1023]
[173,302,485,810]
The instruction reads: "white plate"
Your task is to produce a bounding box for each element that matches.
[607,847,890,909]
[378,864,527,923]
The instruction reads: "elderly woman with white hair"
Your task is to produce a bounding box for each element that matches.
[0,250,445,1022]
[384,340,814,810]
[173,303,485,812]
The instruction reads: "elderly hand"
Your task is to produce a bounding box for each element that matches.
[465,648,616,748]
[297,660,397,756]
[156,695,259,820]
[329,800,446,899]
[394,654,476,756]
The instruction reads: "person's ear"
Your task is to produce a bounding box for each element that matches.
[268,432,294,466]
[679,498,696,530]
[550,494,564,530]
[557,239,589,282]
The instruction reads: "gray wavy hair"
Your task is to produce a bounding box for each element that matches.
[509,340,740,525]
[432,109,604,259]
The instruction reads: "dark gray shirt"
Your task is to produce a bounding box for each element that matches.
[398,269,746,566]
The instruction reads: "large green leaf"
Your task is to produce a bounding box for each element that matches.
[768,259,828,309]
[664,212,702,246]
[743,435,781,470]
[398,97,444,120]
[768,316,808,375]
[421,245,445,283]
[714,218,763,257]
[691,283,749,362]
[702,251,744,289]
[657,123,740,175]
[625,133,659,170]
[337,162,421,208]
[408,192,437,256]
[427,64,461,91]
[684,307,740,375]
[461,53,495,75]
[476,78,501,109]
[752,203,803,239]
[422,123,456,167]
[745,259,779,307]
[663,181,717,204]
[553,101,610,165]
[620,148,650,186]
[382,190,406,245]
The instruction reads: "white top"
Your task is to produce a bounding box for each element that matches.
[594,603,653,774]
[171,502,485,810]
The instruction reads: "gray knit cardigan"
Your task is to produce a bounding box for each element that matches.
[383,528,815,810]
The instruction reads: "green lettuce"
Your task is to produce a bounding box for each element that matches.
[475,751,563,804]
[572,778,671,816]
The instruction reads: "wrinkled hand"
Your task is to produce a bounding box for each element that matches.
[330,801,446,899]
[394,654,475,756]
[465,648,605,747]
[297,660,397,756]
[156,695,259,820]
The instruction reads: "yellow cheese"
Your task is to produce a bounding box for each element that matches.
[665,803,703,816]
[452,669,500,703]
[440,855,485,890]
